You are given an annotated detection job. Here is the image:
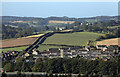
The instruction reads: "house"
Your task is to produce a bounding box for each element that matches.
[89,46,96,50]
[60,48,70,51]
[67,50,72,55]
[71,50,76,53]
[101,53,109,57]
[90,49,101,52]
[49,54,60,58]
[82,51,87,54]
[102,47,107,51]
[70,46,83,50]
[107,45,119,51]
[48,48,60,55]
[96,45,107,50]
[70,47,77,50]
[90,56,96,60]
[32,50,39,55]
[103,57,109,61]
[60,49,74,58]
[48,48,60,52]
[0,53,2,58]
[85,46,90,51]
[40,51,50,57]
[66,54,73,58]
[32,48,40,55]
[72,52,77,57]
[92,52,101,57]
[25,53,30,57]
[60,49,64,58]
[33,55,44,59]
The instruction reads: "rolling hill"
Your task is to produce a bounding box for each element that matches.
[42,32,104,46]
[2,16,118,27]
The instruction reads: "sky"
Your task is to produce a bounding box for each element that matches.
[1,0,120,2]
[2,2,118,18]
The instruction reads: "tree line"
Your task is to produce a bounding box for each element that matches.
[2,56,120,77]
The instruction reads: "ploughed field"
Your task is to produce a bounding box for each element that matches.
[1,33,45,52]
[2,37,38,48]
[42,32,104,46]
[97,38,120,46]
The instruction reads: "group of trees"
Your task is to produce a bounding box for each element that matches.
[2,24,67,39]
[72,20,119,40]
[72,20,118,33]
[2,25,34,39]
[2,56,120,77]
[1,72,112,77]
[1,72,120,77]
[2,15,119,40]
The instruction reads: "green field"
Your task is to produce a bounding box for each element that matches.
[47,23,65,26]
[38,44,67,52]
[107,26,119,29]
[1,46,28,52]
[43,32,104,46]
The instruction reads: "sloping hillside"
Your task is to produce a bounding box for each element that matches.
[96,38,120,46]
[43,32,104,46]
[2,37,38,48]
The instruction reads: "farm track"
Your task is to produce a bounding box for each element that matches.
[25,32,55,52]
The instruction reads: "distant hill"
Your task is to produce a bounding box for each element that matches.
[2,16,118,21]
[1,16,118,27]
[80,16,118,22]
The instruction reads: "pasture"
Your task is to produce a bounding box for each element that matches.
[1,46,28,52]
[43,32,104,46]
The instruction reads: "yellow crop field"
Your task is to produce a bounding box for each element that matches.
[49,20,75,24]
[96,38,120,46]
[22,34,44,38]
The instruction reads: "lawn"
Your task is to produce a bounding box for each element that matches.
[43,32,104,46]
[1,46,28,52]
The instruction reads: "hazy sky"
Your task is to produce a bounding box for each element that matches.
[1,0,120,2]
[2,2,118,18]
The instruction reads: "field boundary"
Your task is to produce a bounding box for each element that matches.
[25,30,84,52]
[1,45,29,49]
[41,44,83,47]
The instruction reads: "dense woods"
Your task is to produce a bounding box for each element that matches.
[2,25,34,39]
